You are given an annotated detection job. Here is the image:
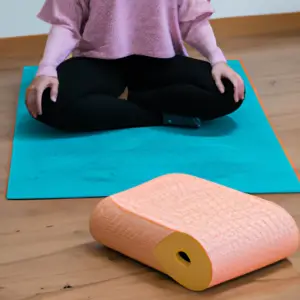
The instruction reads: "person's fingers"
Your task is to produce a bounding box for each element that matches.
[234,85,239,102]
[36,87,44,116]
[50,81,59,102]
[26,87,38,118]
[238,78,245,100]
[29,90,38,118]
[226,73,239,102]
[213,73,225,94]
[234,80,239,102]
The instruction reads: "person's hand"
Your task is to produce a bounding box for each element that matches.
[25,75,59,118]
[212,62,245,102]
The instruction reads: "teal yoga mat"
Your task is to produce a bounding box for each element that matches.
[7,60,300,199]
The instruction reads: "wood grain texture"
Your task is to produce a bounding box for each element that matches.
[0,18,300,300]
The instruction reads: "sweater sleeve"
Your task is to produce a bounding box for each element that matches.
[179,0,226,65]
[37,25,79,77]
[36,0,89,77]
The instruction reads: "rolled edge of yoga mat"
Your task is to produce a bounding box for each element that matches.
[89,174,300,291]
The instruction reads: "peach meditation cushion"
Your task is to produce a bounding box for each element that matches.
[89,174,299,291]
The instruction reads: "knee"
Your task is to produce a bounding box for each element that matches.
[35,88,65,130]
[222,79,245,113]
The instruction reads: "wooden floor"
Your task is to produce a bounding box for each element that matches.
[0,31,300,300]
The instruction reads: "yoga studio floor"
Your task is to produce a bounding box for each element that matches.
[1,31,300,299]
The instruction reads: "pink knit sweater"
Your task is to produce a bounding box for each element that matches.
[37,0,226,77]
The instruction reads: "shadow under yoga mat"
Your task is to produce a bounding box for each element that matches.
[7,60,300,200]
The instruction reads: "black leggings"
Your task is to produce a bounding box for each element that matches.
[37,55,244,132]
